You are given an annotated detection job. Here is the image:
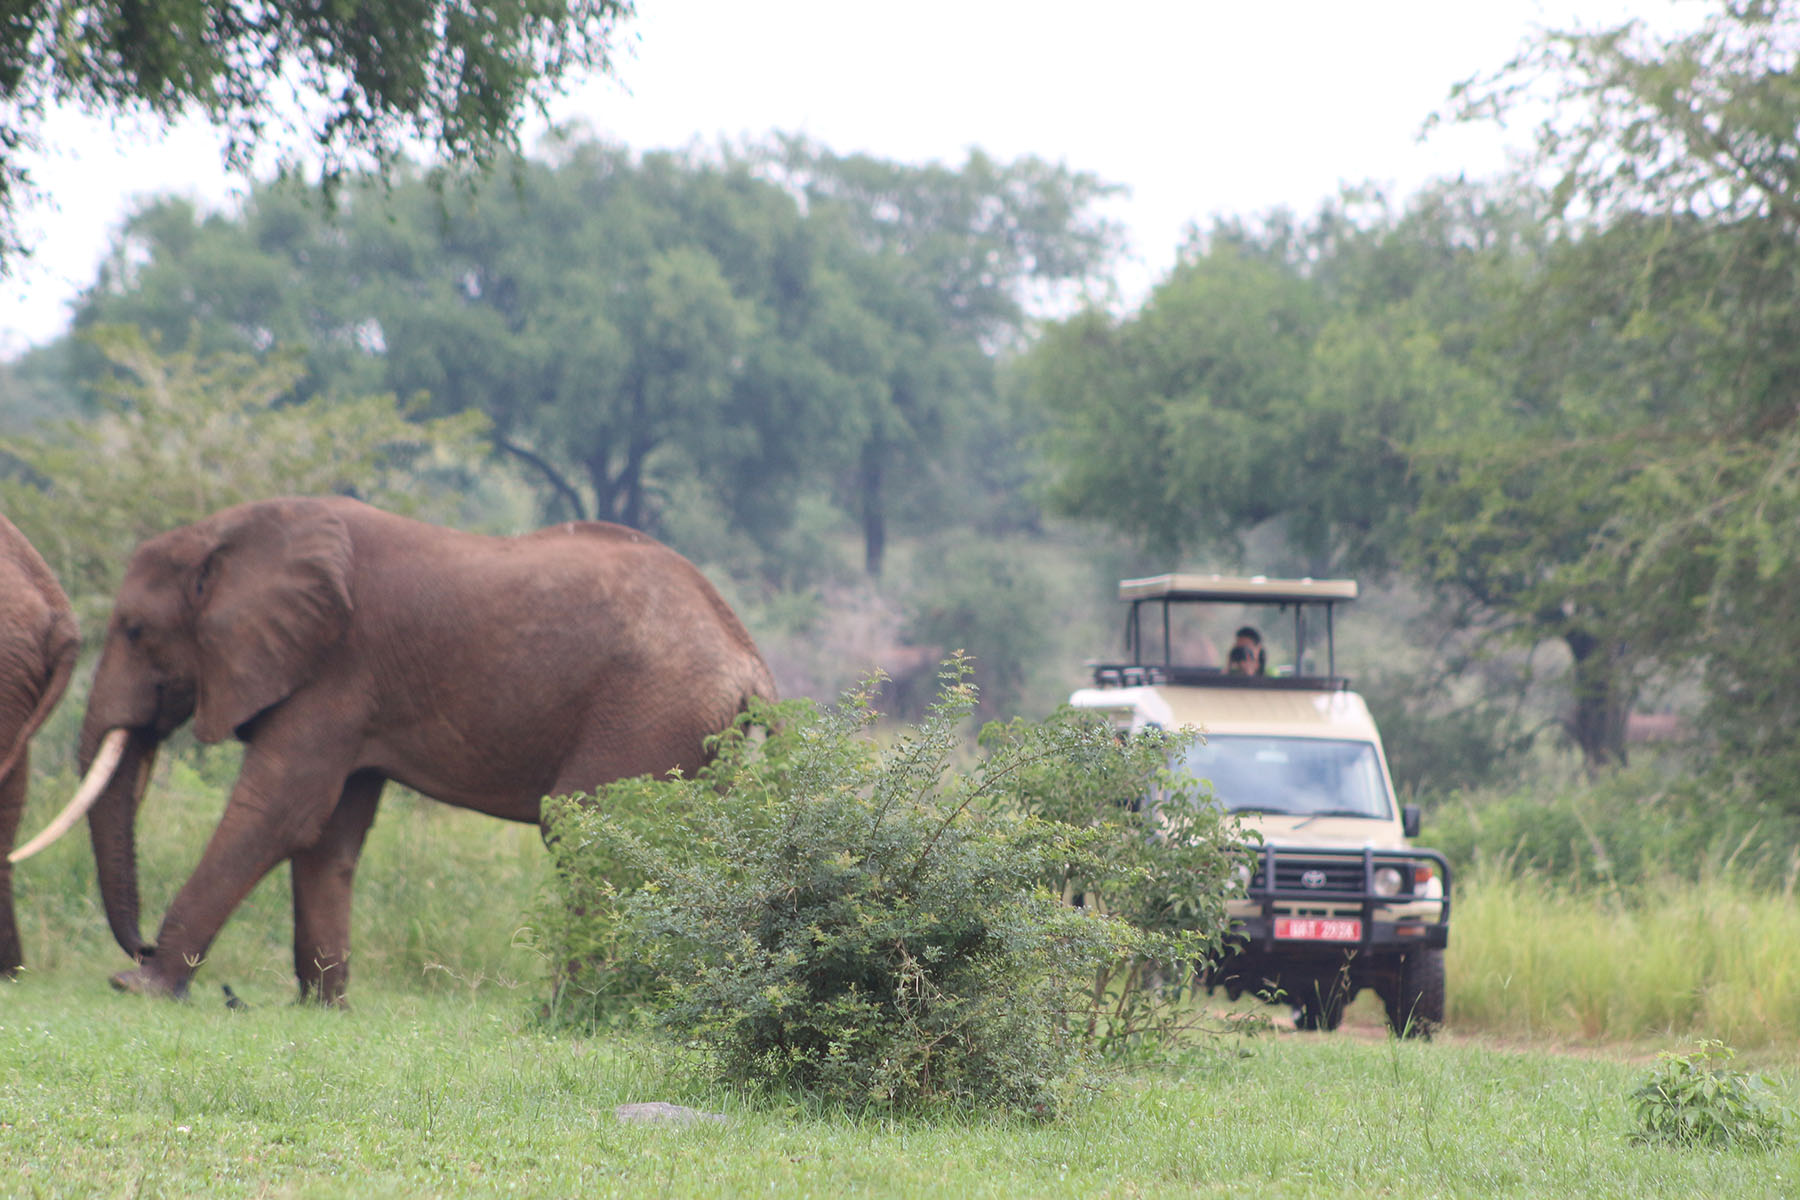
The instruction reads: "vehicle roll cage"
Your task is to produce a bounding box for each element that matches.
[1095,573,1359,691]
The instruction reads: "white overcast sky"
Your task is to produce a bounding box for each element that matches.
[0,0,1700,357]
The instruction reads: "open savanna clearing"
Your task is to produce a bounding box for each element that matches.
[2,965,1795,1200]
[4,785,1794,1197]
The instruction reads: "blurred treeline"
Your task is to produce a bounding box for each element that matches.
[0,132,1145,728]
[8,5,1800,849]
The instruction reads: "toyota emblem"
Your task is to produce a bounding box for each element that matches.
[1300,869,1328,889]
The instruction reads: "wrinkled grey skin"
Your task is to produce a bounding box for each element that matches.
[77,496,775,1004]
[0,512,79,976]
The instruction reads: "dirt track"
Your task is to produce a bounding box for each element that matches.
[1267,1000,1762,1067]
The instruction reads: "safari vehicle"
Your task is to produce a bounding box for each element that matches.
[1070,574,1450,1037]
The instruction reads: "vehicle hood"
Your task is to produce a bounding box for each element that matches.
[1236,812,1409,850]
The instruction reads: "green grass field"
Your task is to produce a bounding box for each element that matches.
[4,758,1797,1197]
[5,977,1797,1199]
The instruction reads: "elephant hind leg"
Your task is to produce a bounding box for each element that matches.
[291,770,384,1006]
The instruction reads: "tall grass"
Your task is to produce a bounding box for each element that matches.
[1448,863,1800,1048]
[1415,766,1800,1049]
[12,747,1800,1054]
[11,747,552,1002]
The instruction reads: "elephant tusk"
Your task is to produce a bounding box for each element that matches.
[8,728,130,864]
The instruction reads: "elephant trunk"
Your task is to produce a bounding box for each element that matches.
[78,716,158,960]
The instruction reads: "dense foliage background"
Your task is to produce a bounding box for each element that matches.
[8,2,1800,833]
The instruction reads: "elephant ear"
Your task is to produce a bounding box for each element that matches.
[191,501,355,744]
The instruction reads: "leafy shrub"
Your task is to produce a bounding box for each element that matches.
[978,711,1249,1051]
[529,659,1245,1117]
[0,325,486,616]
[1630,1041,1788,1150]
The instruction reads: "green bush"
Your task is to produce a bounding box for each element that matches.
[977,711,1250,1051]
[528,660,1245,1117]
[1630,1041,1788,1150]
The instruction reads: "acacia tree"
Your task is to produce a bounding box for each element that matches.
[66,134,1123,579]
[0,0,633,270]
[1032,183,1520,575]
[1030,244,1324,562]
[1031,4,1800,781]
[1030,183,1680,771]
[70,142,861,540]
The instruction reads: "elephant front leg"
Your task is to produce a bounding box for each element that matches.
[291,771,383,1006]
[114,733,359,1000]
[112,811,294,1000]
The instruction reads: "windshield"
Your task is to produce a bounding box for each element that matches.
[1177,735,1393,820]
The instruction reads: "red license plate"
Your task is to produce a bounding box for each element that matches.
[1275,917,1362,942]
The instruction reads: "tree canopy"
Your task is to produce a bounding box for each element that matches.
[0,325,485,623]
[27,2,1800,804]
[0,0,633,269]
[1444,0,1800,795]
[63,133,1121,579]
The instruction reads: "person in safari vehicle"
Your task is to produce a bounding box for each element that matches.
[1232,625,1265,675]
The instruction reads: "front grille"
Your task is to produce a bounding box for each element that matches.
[1253,858,1363,893]
[1250,857,1412,895]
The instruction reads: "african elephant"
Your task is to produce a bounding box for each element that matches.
[19,497,775,1003]
[0,512,80,975]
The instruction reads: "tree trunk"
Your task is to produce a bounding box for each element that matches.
[1564,630,1632,773]
[860,437,886,578]
[620,429,654,531]
[494,434,589,522]
[585,456,618,525]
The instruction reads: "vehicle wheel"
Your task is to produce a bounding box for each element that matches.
[1291,977,1350,1032]
[1382,948,1445,1039]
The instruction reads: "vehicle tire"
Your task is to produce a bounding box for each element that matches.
[1382,947,1445,1039]
[1291,977,1350,1032]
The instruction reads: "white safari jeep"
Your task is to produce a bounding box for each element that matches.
[1071,574,1450,1037]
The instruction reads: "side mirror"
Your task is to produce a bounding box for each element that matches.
[1402,804,1422,840]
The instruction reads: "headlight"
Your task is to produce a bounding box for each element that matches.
[1231,863,1252,893]
[1373,866,1404,896]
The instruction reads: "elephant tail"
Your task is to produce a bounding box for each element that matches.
[717,656,781,747]
[0,607,78,785]
[746,655,779,707]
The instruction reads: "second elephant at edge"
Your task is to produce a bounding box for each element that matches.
[0,512,80,975]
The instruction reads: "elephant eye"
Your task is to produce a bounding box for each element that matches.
[124,622,144,645]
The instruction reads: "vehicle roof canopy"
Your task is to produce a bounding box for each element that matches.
[1099,573,1360,690]
[1118,574,1358,604]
